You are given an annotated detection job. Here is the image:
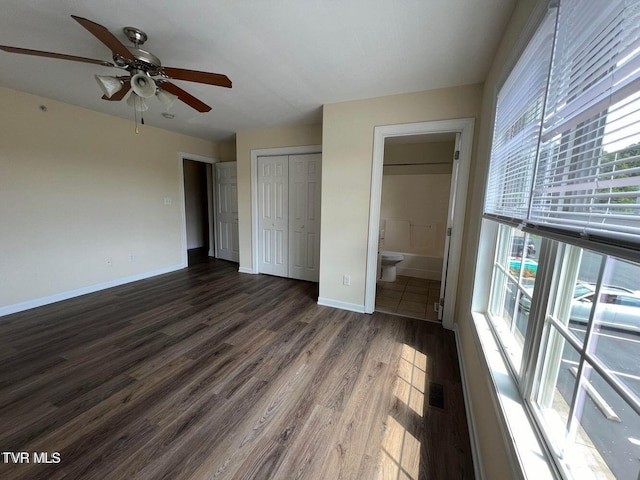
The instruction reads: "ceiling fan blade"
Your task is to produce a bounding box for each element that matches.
[0,45,114,67]
[71,15,135,61]
[159,82,212,112]
[102,81,131,101]
[162,67,232,88]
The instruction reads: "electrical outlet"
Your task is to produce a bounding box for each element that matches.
[128,254,135,263]
[343,274,351,286]
[434,302,440,312]
[105,257,113,267]
[163,197,172,205]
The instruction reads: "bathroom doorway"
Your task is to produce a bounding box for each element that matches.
[375,133,455,321]
[364,118,474,330]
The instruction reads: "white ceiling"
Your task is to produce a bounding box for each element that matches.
[0,0,515,142]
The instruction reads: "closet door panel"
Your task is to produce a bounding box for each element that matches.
[215,162,239,262]
[258,156,289,277]
[288,153,321,282]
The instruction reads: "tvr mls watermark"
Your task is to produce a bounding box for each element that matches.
[2,452,61,464]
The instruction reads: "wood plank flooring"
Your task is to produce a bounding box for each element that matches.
[0,259,474,480]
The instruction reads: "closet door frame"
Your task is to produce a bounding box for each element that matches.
[249,145,322,275]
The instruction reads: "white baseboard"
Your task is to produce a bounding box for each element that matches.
[0,263,186,318]
[453,324,485,480]
[317,297,365,313]
[238,266,257,274]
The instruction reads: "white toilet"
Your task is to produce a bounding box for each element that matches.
[380,251,404,282]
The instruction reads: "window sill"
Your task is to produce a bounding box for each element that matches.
[470,311,557,480]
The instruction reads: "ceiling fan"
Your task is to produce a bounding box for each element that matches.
[0,15,232,113]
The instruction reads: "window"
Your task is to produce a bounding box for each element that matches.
[531,243,640,479]
[488,224,540,372]
[478,1,640,479]
[480,223,640,478]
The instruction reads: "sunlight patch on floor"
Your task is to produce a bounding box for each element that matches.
[381,416,421,479]
[379,344,428,479]
[397,344,427,416]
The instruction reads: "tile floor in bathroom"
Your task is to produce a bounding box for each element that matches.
[375,275,441,321]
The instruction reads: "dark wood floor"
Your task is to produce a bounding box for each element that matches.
[0,259,473,480]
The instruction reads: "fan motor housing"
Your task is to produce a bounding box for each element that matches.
[131,48,162,70]
[113,47,162,75]
[118,27,162,75]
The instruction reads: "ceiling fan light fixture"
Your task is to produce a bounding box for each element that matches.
[156,89,178,110]
[1,16,226,114]
[130,73,156,98]
[94,74,123,98]
[126,91,148,112]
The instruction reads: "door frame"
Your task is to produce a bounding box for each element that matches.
[178,152,218,267]
[364,118,474,331]
[249,145,322,274]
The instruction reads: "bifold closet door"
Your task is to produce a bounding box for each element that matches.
[214,162,239,262]
[257,156,289,277]
[288,154,321,282]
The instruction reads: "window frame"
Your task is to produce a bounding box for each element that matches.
[485,224,546,377]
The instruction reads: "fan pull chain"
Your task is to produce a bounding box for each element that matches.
[133,95,140,134]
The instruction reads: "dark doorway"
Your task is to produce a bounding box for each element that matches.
[183,159,210,265]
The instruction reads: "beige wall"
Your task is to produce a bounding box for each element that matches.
[235,124,322,271]
[381,141,453,259]
[455,0,542,479]
[384,141,454,176]
[384,140,454,164]
[218,140,237,162]
[319,84,483,306]
[380,173,451,256]
[0,86,217,309]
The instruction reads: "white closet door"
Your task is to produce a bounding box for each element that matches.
[214,162,239,262]
[257,156,289,277]
[288,154,322,282]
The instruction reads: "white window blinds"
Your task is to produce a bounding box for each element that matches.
[531,0,640,245]
[484,0,640,251]
[484,11,556,220]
